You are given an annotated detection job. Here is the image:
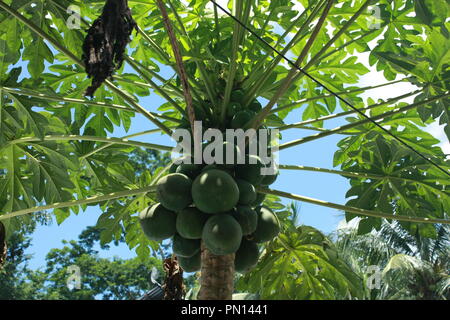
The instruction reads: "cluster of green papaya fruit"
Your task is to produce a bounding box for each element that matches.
[139,159,279,273]
[226,89,263,129]
[139,88,280,273]
[178,88,263,130]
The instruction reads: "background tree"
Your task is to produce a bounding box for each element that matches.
[0,225,165,300]
[334,220,450,300]
[33,226,164,300]
[0,220,40,299]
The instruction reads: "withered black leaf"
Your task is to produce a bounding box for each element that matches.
[162,256,185,300]
[82,0,137,97]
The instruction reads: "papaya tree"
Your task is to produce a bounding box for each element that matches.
[0,0,449,300]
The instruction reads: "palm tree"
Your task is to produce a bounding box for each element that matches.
[334,220,450,300]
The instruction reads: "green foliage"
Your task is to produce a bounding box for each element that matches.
[382,253,450,300]
[338,135,450,236]
[334,220,450,300]
[0,220,40,299]
[93,150,170,259]
[237,225,364,299]
[38,228,161,300]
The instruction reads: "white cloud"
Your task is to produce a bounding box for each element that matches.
[354,52,419,103]
[337,217,360,231]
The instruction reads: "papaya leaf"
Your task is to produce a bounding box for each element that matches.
[237,225,364,299]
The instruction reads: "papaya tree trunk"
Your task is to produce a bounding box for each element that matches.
[198,243,235,300]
